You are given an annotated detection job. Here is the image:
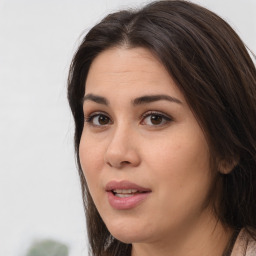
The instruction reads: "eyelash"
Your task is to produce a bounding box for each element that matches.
[141,111,173,126]
[84,111,173,127]
[84,112,112,127]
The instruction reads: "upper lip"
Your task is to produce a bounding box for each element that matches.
[105,180,151,192]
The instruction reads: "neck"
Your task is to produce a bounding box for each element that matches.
[131,209,233,256]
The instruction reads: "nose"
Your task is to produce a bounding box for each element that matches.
[104,126,141,169]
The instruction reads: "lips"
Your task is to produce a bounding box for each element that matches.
[105,180,151,210]
[112,189,140,198]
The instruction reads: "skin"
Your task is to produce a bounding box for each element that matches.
[79,47,233,256]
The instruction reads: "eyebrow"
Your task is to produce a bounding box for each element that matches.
[132,94,182,105]
[82,93,182,106]
[83,94,109,105]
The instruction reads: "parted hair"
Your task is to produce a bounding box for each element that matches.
[67,1,256,255]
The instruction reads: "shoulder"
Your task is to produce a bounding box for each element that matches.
[231,227,256,256]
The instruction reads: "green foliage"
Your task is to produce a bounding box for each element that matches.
[25,239,69,256]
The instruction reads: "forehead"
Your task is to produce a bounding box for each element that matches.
[87,46,162,75]
[85,47,185,102]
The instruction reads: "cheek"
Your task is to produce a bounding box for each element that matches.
[79,134,105,187]
[143,128,212,198]
[79,138,108,217]
[144,135,213,223]
[144,134,209,173]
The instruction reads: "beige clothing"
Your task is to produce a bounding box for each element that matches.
[231,228,256,256]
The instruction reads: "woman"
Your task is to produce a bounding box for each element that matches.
[67,1,256,255]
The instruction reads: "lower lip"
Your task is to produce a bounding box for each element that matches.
[107,191,150,210]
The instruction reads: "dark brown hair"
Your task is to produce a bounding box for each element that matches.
[67,1,256,255]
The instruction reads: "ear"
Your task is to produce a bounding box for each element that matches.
[218,156,239,174]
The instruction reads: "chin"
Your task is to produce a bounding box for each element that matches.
[105,219,153,244]
[110,230,144,244]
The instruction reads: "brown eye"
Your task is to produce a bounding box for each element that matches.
[141,112,172,126]
[150,114,163,125]
[98,115,110,125]
[86,114,111,126]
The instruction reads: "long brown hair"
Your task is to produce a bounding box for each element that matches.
[67,1,256,255]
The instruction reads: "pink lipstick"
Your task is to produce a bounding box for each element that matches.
[105,180,151,210]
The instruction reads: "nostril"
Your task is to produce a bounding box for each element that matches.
[121,161,131,165]
[106,160,131,168]
[107,162,113,167]
[104,146,140,168]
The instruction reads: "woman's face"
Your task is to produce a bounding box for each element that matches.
[79,47,215,244]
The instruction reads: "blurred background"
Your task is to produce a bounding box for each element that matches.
[0,0,255,255]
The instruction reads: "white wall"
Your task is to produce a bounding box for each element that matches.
[0,1,255,256]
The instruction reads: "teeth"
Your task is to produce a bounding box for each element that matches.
[113,189,138,194]
[115,194,134,198]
